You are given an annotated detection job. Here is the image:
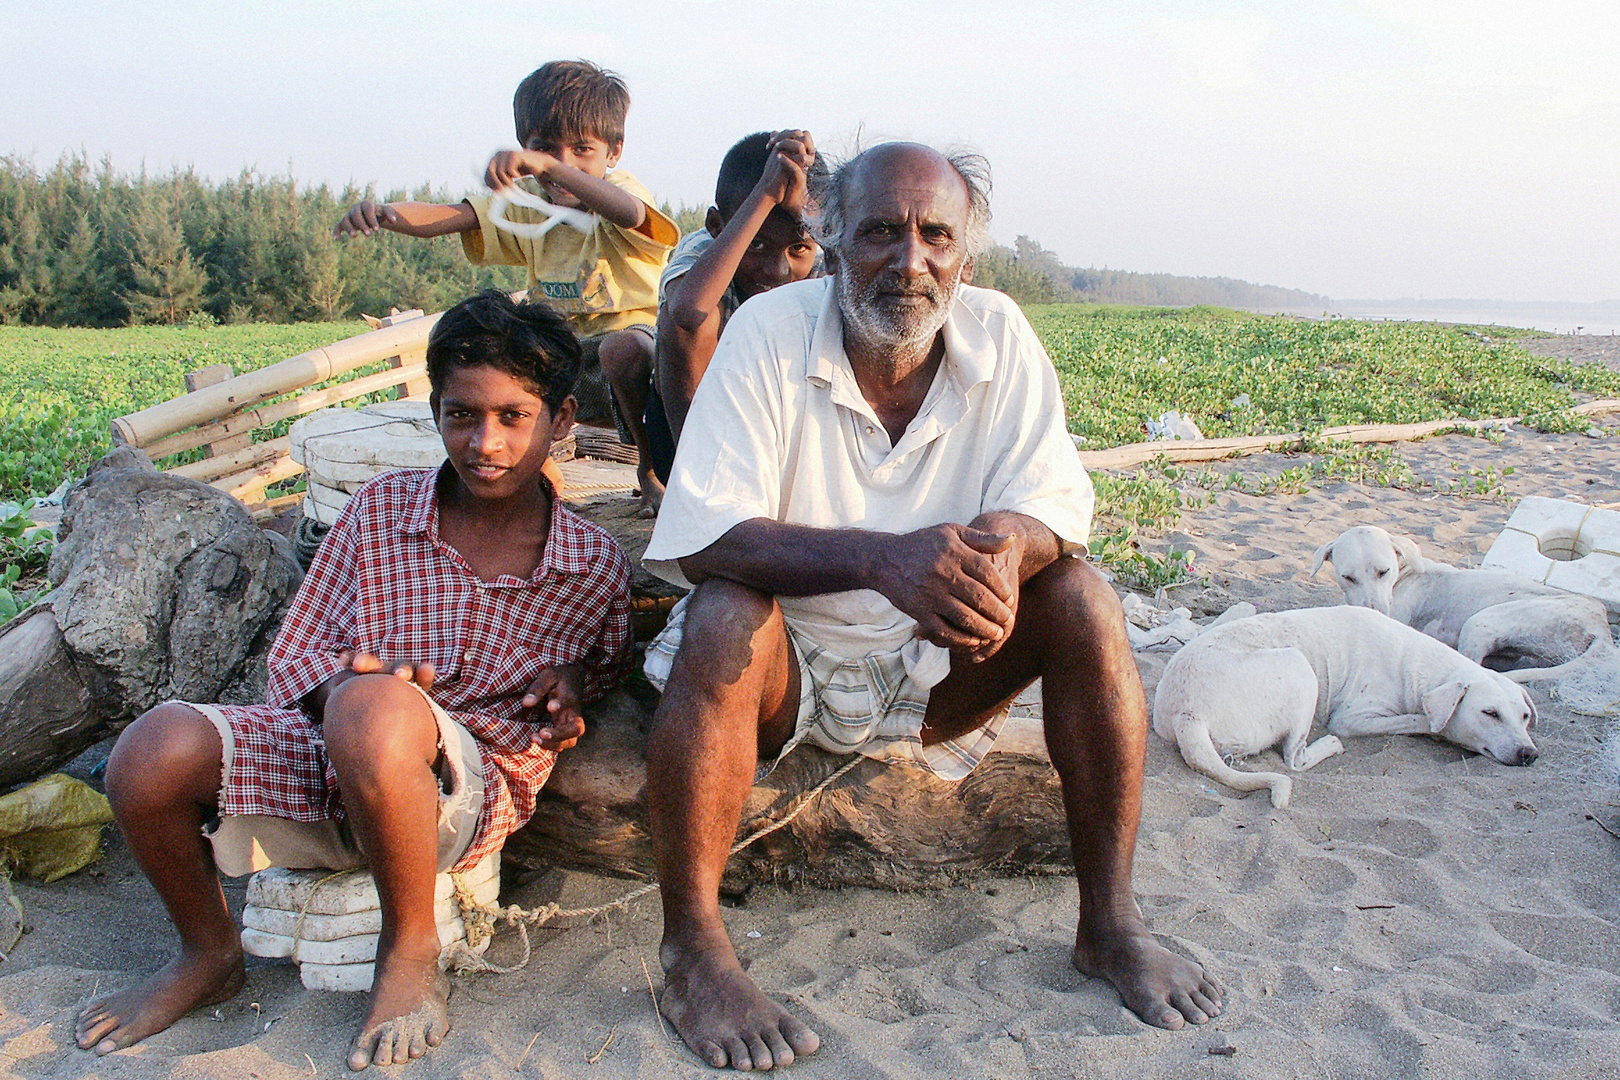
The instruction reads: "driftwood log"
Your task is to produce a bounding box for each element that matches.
[0,448,302,788]
[507,687,1072,890]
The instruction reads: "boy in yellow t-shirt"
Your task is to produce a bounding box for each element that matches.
[335,60,678,505]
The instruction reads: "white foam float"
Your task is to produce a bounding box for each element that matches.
[1482,496,1620,613]
[290,401,445,524]
[240,852,500,992]
[488,184,600,240]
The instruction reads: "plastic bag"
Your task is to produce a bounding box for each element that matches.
[0,773,113,883]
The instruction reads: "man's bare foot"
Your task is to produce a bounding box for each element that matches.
[347,953,451,1071]
[661,938,819,1071]
[76,945,245,1054]
[1072,917,1224,1030]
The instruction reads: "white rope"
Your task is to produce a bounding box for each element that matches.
[488,185,600,240]
[441,755,865,975]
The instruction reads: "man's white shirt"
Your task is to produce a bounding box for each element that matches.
[644,276,1095,689]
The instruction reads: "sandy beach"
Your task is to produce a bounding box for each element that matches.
[3,337,1619,1080]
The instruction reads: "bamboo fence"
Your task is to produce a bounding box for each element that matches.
[109,310,434,518]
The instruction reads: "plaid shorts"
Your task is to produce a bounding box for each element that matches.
[184,681,485,878]
[644,595,1007,782]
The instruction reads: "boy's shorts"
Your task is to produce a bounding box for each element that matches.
[576,325,657,447]
[643,595,1008,784]
[184,682,485,878]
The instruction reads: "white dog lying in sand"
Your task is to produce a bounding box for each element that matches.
[1152,606,1538,807]
[1312,525,1617,683]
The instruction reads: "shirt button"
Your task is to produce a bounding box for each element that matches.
[462,651,473,663]
[865,426,875,435]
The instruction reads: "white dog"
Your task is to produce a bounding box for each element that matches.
[1152,606,1538,807]
[1312,525,1617,682]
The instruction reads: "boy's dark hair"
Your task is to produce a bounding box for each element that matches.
[714,131,830,221]
[427,291,581,412]
[513,60,630,148]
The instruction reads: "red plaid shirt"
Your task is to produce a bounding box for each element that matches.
[213,466,632,870]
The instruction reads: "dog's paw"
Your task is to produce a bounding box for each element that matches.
[1268,776,1293,809]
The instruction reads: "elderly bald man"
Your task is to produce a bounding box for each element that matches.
[639,141,1222,1071]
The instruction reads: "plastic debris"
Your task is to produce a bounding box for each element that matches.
[0,774,113,883]
[1145,411,1205,441]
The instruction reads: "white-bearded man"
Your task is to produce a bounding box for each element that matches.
[640,141,1224,1072]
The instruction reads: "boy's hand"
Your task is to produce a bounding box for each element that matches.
[338,649,436,692]
[520,664,586,751]
[759,130,816,216]
[484,149,555,192]
[334,200,401,238]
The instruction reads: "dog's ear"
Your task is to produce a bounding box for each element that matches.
[1311,541,1335,578]
[1521,685,1538,729]
[1389,533,1422,574]
[1421,681,1467,733]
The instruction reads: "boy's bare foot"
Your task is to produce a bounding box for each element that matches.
[1072,915,1224,1030]
[660,937,819,1071]
[637,470,665,518]
[347,953,451,1071]
[75,945,246,1054]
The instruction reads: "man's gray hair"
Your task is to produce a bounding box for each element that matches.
[809,144,993,259]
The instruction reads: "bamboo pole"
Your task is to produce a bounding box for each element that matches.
[249,492,304,522]
[112,315,441,448]
[1077,399,1620,472]
[214,455,304,503]
[140,362,429,461]
[169,436,290,483]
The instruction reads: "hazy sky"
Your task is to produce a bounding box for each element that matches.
[5,0,1616,303]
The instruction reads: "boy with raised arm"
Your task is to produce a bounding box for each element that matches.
[650,130,822,476]
[76,291,632,1071]
[336,60,679,509]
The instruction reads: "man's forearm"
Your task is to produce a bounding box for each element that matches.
[677,519,883,595]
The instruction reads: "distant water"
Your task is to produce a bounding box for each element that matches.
[1279,304,1620,336]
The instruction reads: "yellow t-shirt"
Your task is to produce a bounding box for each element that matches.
[462,170,678,338]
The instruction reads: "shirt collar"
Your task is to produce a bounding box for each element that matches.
[400,464,595,580]
[806,277,998,398]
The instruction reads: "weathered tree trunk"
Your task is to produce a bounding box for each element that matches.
[504,689,1073,890]
[0,604,98,789]
[0,448,302,788]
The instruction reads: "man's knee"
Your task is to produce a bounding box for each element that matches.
[662,579,790,708]
[681,578,781,647]
[106,702,221,812]
[323,674,437,764]
[1022,557,1130,645]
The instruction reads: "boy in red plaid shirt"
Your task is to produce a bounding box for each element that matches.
[77,291,632,1070]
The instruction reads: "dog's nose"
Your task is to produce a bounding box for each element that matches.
[1513,746,1539,766]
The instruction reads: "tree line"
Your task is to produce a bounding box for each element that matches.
[0,155,542,327]
[1,155,1325,327]
[971,236,1330,311]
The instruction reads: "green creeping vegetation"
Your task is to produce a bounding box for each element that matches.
[0,321,368,498]
[1025,305,1620,447]
[0,498,53,620]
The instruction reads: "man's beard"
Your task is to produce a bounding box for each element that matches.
[838,269,957,356]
